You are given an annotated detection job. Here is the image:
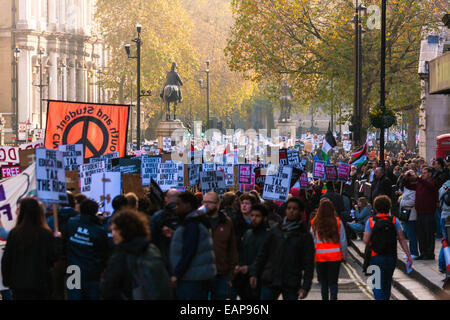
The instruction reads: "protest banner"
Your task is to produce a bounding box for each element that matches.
[325,165,338,181]
[65,170,80,194]
[44,101,130,158]
[89,171,121,215]
[200,171,227,195]
[238,164,252,185]
[337,162,352,182]
[79,161,106,194]
[299,172,309,189]
[58,144,84,171]
[0,146,19,164]
[0,163,36,232]
[313,160,326,180]
[1,166,20,179]
[141,156,161,186]
[35,148,67,204]
[262,166,293,202]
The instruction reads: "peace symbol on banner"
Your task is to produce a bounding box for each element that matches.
[62,116,109,159]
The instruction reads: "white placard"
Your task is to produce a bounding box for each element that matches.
[262,165,293,202]
[200,171,227,195]
[58,144,84,171]
[89,172,121,215]
[79,161,106,194]
[141,155,161,186]
[35,148,67,204]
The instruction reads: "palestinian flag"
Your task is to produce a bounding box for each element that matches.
[321,128,337,162]
[350,142,368,167]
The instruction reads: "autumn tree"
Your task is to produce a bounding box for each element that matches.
[225,0,447,146]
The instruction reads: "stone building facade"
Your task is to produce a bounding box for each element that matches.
[0,0,109,144]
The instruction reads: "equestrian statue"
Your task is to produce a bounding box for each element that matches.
[160,62,183,121]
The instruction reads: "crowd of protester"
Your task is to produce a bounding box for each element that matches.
[0,147,449,300]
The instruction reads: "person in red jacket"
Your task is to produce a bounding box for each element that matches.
[406,166,439,260]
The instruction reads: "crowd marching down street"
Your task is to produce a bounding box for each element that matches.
[0,129,448,301]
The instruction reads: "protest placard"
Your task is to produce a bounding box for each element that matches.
[279,149,288,165]
[262,166,293,202]
[111,157,141,174]
[65,170,80,194]
[157,162,179,192]
[200,171,227,195]
[325,165,338,181]
[141,156,161,186]
[163,137,172,152]
[254,167,266,190]
[35,148,67,204]
[90,152,119,171]
[240,170,255,193]
[122,173,145,199]
[217,164,234,186]
[1,166,20,179]
[313,160,326,180]
[91,172,121,215]
[337,162,351,182]
[238,164,252,185]
[79,161,106,194]
[287,149,300,166]
[188,164,200,186]
[58,144,84,171]
[299,172,309,189]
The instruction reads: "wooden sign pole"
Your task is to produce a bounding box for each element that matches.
[52,203,59,233]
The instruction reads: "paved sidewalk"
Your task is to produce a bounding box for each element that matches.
[350,238,450,299]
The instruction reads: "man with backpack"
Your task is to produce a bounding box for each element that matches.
[363,195,412,300]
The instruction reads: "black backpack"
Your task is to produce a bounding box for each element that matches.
[370,215,397,256]
[126,244,173,300]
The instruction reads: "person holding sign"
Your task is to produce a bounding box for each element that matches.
[249,197,314,300]
[1,198,61,300]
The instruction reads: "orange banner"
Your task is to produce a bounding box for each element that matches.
[44,101,130,159]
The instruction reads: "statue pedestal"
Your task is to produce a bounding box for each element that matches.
[276,121,297,139]
[155,120,186,148]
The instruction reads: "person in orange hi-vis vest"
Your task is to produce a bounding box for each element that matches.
[311,200,347,300]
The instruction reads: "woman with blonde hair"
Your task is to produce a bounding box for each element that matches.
[310,200,347,300]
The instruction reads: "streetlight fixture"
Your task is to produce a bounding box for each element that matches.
[97,69,103,103]
[349,1,366,148]
[125,24,151,148]
[13,46,20,145]
[198,60,210,130]
[32,47,48,129]
[379,0,387,167]
[60,59,66,101]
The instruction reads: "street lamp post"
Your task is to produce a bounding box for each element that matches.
[33,47,48,129]
[125,24,151,148]
[379,0,387,167]
[198,60,210,130]
[97,69,103,103]
[13,46,20,146]
[350,2,366,148]
[60,60,66,101]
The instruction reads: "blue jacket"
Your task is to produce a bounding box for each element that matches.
[170,210,216,281]
[65,214,109,282]
[355,205,373,225]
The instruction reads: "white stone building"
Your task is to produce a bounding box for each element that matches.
[0,0,109,143]
[418,26,450,162]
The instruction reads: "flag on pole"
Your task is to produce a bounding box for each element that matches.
[321,127,337,162]
[350,142,368,167]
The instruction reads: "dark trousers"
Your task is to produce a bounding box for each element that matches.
[316,261,341,300]
[66,280,101,300]
[50,258,67,300]
[416,213,436,257]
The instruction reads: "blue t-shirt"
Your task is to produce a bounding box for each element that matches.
[364,216,402,233]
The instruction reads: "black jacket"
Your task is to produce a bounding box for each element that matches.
[321,192,345,216]
[1,227,59,292]
[65,214,109,282]
[371,175,393,201]
[250,224,315,293]
[240,225,268,267]
[100,237,151,300]
[231,212,251,259]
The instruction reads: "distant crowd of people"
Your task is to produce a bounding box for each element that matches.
[0,149,448,301]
